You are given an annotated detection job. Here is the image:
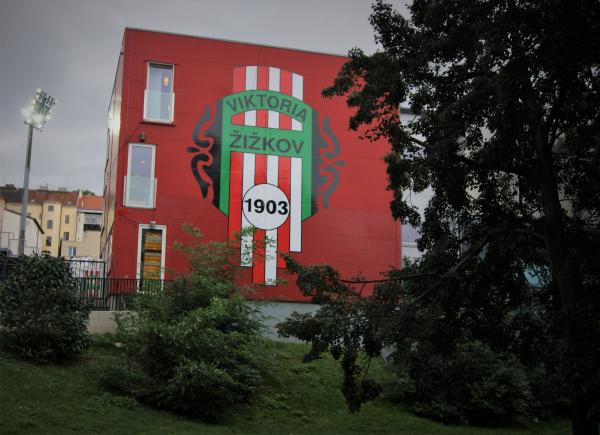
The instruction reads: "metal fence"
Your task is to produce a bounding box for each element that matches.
[0,231,39,256]
[0,255,106,282]
[68,259,106,279]
[78,278,173,310]
[0,232,13,250]
[0,254,172,311]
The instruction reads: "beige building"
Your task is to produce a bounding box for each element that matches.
[61,195,103,259]
[0,185,81,256]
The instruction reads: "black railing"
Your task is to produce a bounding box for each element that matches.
[0,255,171,311]
[78,277,173,311]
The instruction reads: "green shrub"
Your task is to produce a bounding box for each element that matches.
[111,297,262,421]
[106,227,263,421]
[395,341,536,425]
[0,253,91,362]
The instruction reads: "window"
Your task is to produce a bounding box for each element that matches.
[63,232,69,241]
[144,63,174,122]
[47,220,53,230]
[68,246,77,257]
[137,224,166,280]
[84,213,102,226]
[48,205,54,212]
[65,215,70,224]
[125,143,156,208]
[45,236,52,247]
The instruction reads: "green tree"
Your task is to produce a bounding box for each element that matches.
[280,1,599,433]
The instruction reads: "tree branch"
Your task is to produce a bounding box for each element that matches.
[339,272,440,285]
[407,227,507,306]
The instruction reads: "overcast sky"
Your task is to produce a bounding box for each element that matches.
[0,0,408,195]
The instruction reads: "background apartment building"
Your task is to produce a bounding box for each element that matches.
[61,195,103,259]
[0,185,102,258]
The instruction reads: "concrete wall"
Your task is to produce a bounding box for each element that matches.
[251,301,320,342]
[87,302,320,342]
[88,310,119,334]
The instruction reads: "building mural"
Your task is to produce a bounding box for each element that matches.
[102,29,401,301]
[188,66,343,285]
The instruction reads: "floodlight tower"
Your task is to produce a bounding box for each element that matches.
[18,89,56,256]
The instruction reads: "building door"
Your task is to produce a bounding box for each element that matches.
[137,224,166,280]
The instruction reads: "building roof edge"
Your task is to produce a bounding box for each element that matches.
[125,27,350,59]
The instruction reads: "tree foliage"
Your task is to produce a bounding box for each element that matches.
[281,1,600,432]
[0,253,91,362]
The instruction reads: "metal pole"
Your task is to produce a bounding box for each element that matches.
[18,124,34,256]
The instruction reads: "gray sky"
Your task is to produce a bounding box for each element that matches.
[0,0,408,195]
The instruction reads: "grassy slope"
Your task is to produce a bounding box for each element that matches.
[0,338,569,435]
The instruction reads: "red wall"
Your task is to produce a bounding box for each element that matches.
[107,28,400,301]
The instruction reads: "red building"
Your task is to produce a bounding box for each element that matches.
[102,28,401,301]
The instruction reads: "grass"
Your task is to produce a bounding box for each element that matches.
[0,337,569,435]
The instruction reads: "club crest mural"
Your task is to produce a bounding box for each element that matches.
[188,65,343,285]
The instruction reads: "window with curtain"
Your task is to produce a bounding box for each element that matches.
[144,63,174,122]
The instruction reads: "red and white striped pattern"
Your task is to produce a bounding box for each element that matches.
[228,66,304,284]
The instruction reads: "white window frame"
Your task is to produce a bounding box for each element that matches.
[68,246,77,257]
[124,143,156,208]
[143,62,175,123]
[136,224,167,280]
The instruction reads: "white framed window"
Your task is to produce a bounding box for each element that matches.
[68,246,77,257]
[136,224,167,280]
[143,63,174,123]
[124,143,156,208]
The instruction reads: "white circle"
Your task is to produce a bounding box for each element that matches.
[242,183,290,230]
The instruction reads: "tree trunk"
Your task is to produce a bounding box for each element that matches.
[539,144,599,435]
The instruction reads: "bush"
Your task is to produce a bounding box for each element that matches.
[0,253,91,362]
[393,341,536,426]
[111,296,262,421]
[106,227,263,421]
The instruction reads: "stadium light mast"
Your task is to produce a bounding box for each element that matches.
[18,89,56,256]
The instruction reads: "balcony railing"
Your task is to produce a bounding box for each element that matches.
[0,231,39,256]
